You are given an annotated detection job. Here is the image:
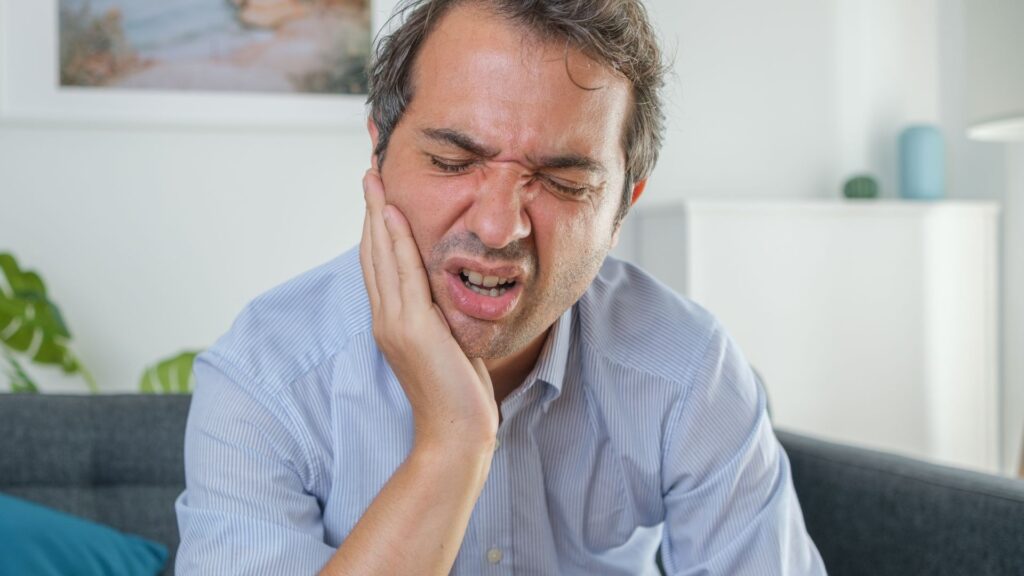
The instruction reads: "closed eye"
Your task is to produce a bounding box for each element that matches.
[431,155,593,197]
[430,156,474,173]
[541,175,591,198]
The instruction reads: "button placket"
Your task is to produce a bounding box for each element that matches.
[481,406,518,572]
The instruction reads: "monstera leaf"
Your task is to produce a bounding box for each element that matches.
[140,351,199,394]
[2,349,38,393]
[0,253,96,392]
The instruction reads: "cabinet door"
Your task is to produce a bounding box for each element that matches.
[628,201,1000,473]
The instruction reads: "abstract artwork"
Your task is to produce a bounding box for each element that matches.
[58,0,371,95]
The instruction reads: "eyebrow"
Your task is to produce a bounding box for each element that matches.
[421,127,608,177]
[421,128,500,158]
[533,153,608,177]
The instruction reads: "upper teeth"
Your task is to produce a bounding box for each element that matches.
[462,269,513,287]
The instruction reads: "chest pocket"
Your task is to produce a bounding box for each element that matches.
[544,437,638,554]
[582,443,638,552]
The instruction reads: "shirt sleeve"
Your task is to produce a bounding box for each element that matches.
[659,327,827,575]
[174,355,335,575]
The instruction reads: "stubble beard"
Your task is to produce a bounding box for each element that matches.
[426,233,609,360]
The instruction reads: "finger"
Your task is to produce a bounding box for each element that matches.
[364,170,402,312]
[359,206,381,316]
[382,204,432,308]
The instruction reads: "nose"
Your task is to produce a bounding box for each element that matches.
[463,167,533,249]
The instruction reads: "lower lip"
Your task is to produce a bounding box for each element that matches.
[445,272,522,321]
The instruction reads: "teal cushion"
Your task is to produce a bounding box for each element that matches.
[0,492,167,576]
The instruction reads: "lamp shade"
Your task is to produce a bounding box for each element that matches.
[965,0,1024,142]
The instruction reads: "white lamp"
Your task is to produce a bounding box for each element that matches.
[965,1,1024,142]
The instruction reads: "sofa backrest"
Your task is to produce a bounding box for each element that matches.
[5,394,1024,576]
[780,429,1024,576]
[0,394,190,575]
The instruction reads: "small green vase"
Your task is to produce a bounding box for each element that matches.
[843,175,879,199]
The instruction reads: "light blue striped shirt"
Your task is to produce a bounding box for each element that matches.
[175,247,825,575]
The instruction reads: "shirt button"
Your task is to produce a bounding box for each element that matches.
[487,547,503,564]
[494,438,502,451]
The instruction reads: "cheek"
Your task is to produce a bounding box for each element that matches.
[533,197,620,307]
[531,201,610,273]
[540,186,620,244]
[383,173,466,260]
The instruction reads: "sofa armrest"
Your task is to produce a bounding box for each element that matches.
[777,429,1024,576]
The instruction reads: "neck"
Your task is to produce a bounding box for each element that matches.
[484,328,550,406]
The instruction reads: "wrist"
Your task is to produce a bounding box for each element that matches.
[413,432,497,462]
[413,416,498,454]
[407,439,495,496]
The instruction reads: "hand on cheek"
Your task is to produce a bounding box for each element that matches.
[359,169,499,453]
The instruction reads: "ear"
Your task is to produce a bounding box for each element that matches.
[630,178,647,206]
[610,179,648,249]
[367,117,381,171]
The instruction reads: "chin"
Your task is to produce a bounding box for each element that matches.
[449,311,552,360]
[448,320,515,359]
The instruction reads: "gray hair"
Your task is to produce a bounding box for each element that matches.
[366,0,668,223]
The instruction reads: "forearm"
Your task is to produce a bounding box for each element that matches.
[318,440,494,576]
[327,171,499,574]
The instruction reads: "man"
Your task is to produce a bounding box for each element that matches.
[175,0,826,574]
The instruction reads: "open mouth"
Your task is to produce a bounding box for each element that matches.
[459,268,517,297]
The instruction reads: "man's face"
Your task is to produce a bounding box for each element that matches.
[370,4,635,360]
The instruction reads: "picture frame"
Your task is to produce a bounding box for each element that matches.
[0,0,398,128]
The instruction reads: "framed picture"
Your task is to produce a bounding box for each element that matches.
[0,0,398,127]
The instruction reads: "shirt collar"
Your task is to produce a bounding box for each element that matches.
[525,305,574,413]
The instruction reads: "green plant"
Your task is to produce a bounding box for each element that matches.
[0,252,96,393]
[139,351,199,394]
[2,350,38,393]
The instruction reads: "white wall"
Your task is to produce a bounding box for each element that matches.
[0,126,368,391]
[645,0,838,199]
[834,0,941,197]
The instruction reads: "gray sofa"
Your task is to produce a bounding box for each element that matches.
[2,394,1023,575]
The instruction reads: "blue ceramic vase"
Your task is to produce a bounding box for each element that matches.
[899,125,945,200]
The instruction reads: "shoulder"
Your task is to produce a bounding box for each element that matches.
[576,256,724,384]
[200,247,371,395]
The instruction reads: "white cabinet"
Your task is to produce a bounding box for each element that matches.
[616,200,1002,473]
